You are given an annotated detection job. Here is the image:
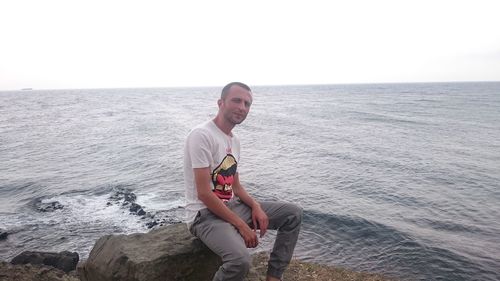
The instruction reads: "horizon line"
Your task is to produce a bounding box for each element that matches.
[2,80,499,92]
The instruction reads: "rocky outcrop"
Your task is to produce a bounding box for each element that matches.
[0,229,8,240]
[108,188,137,205]
[78,223,222,281]
[0,261,79,281]
[107,187,182,229]
[144,208,183,229]
[35,201,64,212]
[129,203,146,216]
[11,251,79,273]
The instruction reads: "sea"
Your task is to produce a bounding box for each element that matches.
[0,82,499,281]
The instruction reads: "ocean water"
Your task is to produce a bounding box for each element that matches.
[1,82,499,280]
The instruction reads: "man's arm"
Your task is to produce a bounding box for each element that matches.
[194,167,258,248]
[232,173,269,238]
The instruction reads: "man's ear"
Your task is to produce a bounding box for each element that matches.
[217,99,223,108]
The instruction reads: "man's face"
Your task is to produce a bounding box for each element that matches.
[219,85,253,125]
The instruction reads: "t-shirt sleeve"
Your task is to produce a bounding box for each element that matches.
[186,128,212,168]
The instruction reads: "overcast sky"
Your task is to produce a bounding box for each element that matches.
[1,0,499,90]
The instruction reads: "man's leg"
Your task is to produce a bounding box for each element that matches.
[259,201,303,280]
[190,201,302,280]
[190,208,251,281]
[231,200,303,279]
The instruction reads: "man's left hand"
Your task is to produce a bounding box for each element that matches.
[252,205,269,238]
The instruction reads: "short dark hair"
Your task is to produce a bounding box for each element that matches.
[221,82,251,100]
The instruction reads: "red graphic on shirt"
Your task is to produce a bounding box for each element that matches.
[211,154,237,202]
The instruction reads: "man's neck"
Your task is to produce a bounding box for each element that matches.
[213,116,234,136]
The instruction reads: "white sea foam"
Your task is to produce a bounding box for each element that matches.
[44,193,147,234]
[135,192,185,212]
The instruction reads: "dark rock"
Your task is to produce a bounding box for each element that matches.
[0,229,8,240]
[123,193,136,203]
[129,202,141,212]
[145,220,159,229]
[129,202,146,216]
[107,188,184,229]
[109,188,137,205]
[78,223,222,281]
[36,201,64,212]
[11,250,79,273]
[143,208,184,230]
[145,218,183,229]
[143,212,154,219]
[0,261,79,281]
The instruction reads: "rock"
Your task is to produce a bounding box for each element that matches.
[106,188,184,229]
[36,201,64,212]
[144,209,183,230]
[123,192,137,204]
[129,203,146,216]
[145,220,159,229]
[109,188,137,205]
[78,223,222,281]
[109,188,149,217]
[11,251,79,273]
[145,217,183,229]
[0,229,8,240]
[0,261,79,281]
[38,201,64,212]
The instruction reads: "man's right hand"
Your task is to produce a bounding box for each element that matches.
[237,223,259,248]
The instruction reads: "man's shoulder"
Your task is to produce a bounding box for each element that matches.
[187,120,215,139]
[193,119,213,130]
[191,120,214,132]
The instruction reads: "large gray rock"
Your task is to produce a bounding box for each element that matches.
[78,223,222,281]
[11,251,79,273]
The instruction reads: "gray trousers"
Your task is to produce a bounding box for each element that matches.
[189,198,303,281]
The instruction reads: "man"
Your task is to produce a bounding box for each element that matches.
[184,82,302,281]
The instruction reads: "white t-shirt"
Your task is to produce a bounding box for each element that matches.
[183,120,241,224]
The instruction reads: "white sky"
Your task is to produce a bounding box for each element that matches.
[1,0,499,90]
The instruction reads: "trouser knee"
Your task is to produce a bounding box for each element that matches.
[287,203,303,224]
[224,251,251,276]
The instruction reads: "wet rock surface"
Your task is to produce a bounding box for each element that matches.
[0,229,8,240]
[108,188,146,216]
[107,188,183,229]
[129,202,146,215]
[108,188,137,205]
[144,208,183,229]
[35,201,64,212]
[11,251,79,273]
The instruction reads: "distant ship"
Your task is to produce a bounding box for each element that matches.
[21,88,33,91]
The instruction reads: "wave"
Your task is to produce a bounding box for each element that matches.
[408,217,485,234]
[300,210,500,281]
[343,109,431,126]
[0,182,46,214]
[0,181,39,195]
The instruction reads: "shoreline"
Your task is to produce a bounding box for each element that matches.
[0,251,397,281]
[250,252,397,281]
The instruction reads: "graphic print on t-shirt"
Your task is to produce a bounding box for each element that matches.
[211,154,237,202]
